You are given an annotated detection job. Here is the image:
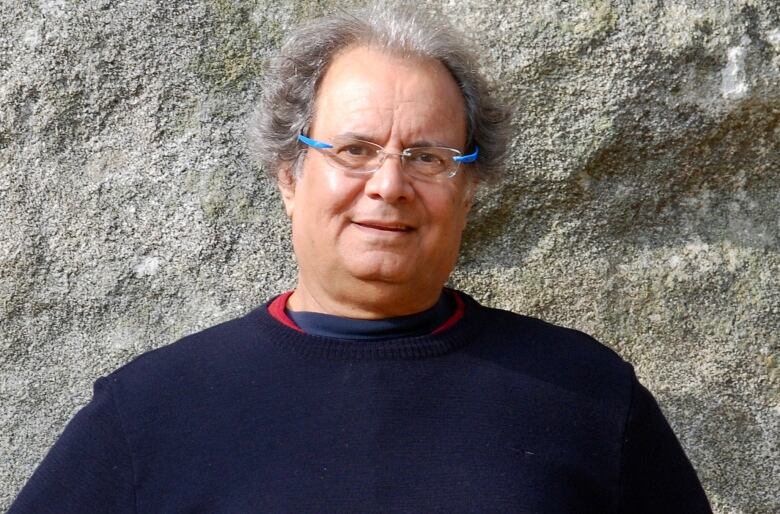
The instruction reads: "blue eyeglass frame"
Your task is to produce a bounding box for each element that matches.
[297,134,479,164]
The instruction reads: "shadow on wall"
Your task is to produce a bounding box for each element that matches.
[461,96,780,267]
[658,388,779,513]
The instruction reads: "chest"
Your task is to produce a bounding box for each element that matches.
[129,361,625,513]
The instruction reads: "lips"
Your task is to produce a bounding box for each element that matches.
[353,220,414,232]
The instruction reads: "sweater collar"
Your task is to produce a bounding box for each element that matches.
[256,289,475,361]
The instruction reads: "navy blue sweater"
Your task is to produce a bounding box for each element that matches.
[10,292,711,513]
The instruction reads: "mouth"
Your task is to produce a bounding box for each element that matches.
[353,221,414,232]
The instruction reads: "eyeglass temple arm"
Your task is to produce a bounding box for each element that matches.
[298,134,333,149]
[453,146,479,163]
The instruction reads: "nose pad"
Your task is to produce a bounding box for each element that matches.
[364,152,414,202]
[373,152,391,172]
[371,151,404,174]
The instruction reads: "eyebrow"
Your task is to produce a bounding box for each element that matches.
[336,132,453,149]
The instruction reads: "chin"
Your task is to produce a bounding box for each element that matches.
[347,265,412,284]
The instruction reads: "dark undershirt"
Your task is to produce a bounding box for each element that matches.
[285,293,455,340]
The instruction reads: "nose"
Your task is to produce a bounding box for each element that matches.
[363,153,415,204]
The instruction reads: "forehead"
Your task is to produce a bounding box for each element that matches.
[310,46,468,147]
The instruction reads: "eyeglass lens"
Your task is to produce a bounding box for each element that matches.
[324,138,460,178]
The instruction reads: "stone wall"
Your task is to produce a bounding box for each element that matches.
[1,0,778,511]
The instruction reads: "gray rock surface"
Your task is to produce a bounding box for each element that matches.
[1,0,778,511]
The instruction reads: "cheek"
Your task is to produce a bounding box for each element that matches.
[424,192,471,238]
[321,166,348,193]
[442,182,473,217]
[300,162,360,208]
[323,177,365,215]
[301,176,366,229]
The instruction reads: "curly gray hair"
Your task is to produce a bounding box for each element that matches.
[248,4,510,183]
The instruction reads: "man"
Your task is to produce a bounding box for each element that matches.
[11,5,711,513]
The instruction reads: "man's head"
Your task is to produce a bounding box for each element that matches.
[250,6,510,317]
[250,5,510,185]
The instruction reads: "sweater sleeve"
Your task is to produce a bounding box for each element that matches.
[617,376,712,513]
[8,377,136,514]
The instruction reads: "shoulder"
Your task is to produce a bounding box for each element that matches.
[461,291,635,403]
[104,305,268,402]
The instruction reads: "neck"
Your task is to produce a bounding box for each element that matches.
[287,279,443,319]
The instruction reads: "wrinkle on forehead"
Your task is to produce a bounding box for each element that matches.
[309,46,467,150]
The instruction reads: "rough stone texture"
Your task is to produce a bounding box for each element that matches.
[0,0,777,511]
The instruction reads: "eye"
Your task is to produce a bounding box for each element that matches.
[415,153,443,164]
[407,149,446,166]
[343,144,371,156]
[334,141,378,157]
[327,139,381,170]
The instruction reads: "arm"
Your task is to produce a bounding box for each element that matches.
[617,376,712,513]
[9,377,136,514]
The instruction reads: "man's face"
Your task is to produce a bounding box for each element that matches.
[280,46,475,316]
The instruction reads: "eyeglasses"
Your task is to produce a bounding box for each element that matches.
[298,134,478,181]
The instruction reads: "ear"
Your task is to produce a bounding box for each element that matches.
[277,167,296,218]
